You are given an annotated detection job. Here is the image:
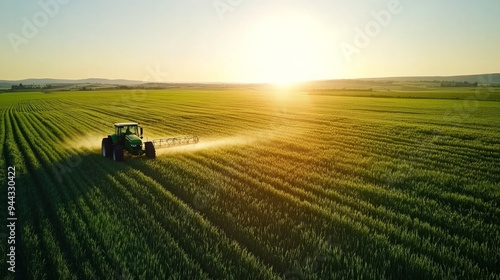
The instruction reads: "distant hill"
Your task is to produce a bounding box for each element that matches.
[0,74,499,89]
[362,73,500,84]
[0,78,144,87]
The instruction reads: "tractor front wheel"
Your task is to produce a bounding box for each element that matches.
[102,138,112,158]
[113,145,124,162]
[145,142,156,159]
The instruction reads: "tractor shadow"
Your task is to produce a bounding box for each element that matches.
[10,148,152,279]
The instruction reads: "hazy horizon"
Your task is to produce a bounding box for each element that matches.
[2,0,500,83]
[2,72,500,85]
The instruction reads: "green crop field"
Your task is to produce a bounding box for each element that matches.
[1,87,499,279]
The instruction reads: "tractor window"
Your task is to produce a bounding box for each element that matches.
[123,126,137,135]
[116,125,138,136]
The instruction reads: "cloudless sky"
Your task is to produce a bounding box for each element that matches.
[1,0,499,83]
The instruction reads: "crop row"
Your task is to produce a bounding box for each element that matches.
[1,90,499,279]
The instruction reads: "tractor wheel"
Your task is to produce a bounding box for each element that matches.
[102,138,112,158]
[113,145,124,162]
[145,142,156,159]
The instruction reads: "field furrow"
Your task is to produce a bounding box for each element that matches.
[1,89,499,279]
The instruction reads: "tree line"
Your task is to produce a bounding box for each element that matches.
[440,81,478,87]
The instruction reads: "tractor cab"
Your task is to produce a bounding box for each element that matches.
[115,123,143,139]
[113,123,144,146]
[111,123,144,155]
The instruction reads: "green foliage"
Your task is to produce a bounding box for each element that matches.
[0,89,499,279]
[440,81,478,87]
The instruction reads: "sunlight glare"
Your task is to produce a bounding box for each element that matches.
[249,12,326,85]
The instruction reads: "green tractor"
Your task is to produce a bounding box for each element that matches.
[102,123,155,161]
[102,122,199,162]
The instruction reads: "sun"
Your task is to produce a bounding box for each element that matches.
[247,12,326,86]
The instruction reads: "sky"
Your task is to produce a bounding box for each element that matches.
[1,0,499,83]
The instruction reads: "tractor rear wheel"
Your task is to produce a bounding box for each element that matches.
[145,142,156,159]
[102,138,112,158]
[113,145,124,162]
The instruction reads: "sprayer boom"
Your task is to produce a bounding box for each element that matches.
[151,135,199,148]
